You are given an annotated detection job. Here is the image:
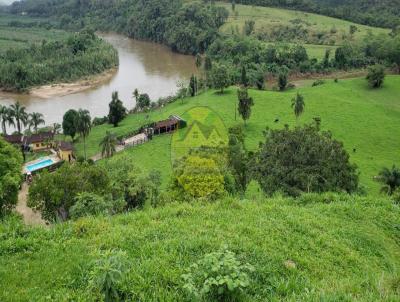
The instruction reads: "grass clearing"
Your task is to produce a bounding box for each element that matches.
[218,2,388,46]
[75,76,400,195]
[1,195,399,300]
[0,14,68,52]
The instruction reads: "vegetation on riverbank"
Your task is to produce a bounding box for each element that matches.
[1,195,399,300]
[0,30,118,91]
[4,1,399,82]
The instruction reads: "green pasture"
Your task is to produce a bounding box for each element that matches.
[0,14,68,52]
[74,76,400,195]
[218,2,389,45]
[1,195,399,300]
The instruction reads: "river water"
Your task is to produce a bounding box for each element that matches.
[0,33,196,127]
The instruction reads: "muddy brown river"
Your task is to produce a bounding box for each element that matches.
[0,33,196,128]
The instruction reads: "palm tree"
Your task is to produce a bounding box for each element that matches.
[52,123,61,134]
[28,112,45,134]
[291,92,305,123]
[75,109,92,160]
[100,131,118,158]
[0,105,14,135]
[133,88,139,107]
[376,165,400,195]
[9,102,28,134]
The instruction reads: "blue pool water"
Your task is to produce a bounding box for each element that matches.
[26,159,55,172]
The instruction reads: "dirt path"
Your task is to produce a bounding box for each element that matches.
[16,183,46,226]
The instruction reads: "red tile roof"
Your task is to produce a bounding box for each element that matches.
[2,134,22,144]
[23,132,54,145]
[59,141,74,151]
[155,118,178,129]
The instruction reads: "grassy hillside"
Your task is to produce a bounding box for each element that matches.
[218,2,389,58]
[1,195,399,300]
[74,76,400,194]
[0,14,68,52]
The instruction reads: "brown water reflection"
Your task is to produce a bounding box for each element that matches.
[0,33,196,128]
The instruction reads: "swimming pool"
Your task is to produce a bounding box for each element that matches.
[26,158,55,173]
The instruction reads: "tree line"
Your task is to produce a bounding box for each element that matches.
[0,30,118,91]
[9,0,229,55]
[202,33,400,91]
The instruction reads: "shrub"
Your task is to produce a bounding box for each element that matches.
[312,79,325,87]
[173,155,225,201]
[255,124,359,196]
[92,116,108,126]
[89,250,129,302]
[70,192,125,219]
[182,247,254,301]
[278,70,288,91]
[366,64,385,88]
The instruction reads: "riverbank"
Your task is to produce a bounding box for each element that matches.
[29,67,118,99]
[0,67,118,99]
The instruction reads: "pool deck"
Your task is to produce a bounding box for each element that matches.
[22,155,61,174]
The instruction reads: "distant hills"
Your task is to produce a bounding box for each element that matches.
[235,0,400,28]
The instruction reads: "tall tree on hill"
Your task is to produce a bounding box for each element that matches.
[227,126,251,197]
[75,109,91,160]
[133,88,139,106]
[237,87,254,125]
[108,91,127,127]
[63,109,78,141]
[211,64,230,93]
[100,131,118,158]
[28,112,45,134]
[9,102,28,134]
[189,74,198,97]
[137,93,151,111]
[323,49,331,68]
[292,92,305,123]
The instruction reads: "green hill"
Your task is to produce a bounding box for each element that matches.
[220,2,388,43]
[74,76,400,195]
[0,14,68,52]
[1,195,399,300]
[218,2,389,59]
[230,0,400,28]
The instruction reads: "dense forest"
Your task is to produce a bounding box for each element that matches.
[0,30,118,91]
[233,0,400,29]
[8,0,229,55]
